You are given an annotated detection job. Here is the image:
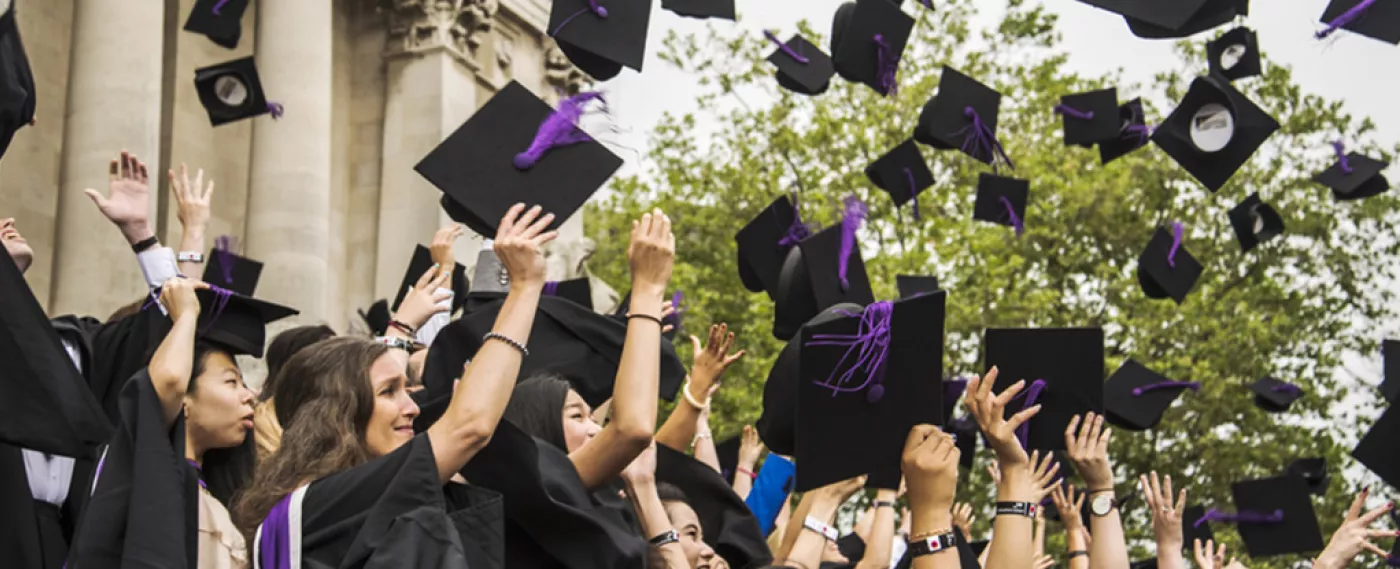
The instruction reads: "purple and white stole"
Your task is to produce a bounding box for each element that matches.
[252,485,309,569]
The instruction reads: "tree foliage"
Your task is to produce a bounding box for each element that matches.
[585,0,1400,564]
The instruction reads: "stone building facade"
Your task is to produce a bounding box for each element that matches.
[1,0,610,339]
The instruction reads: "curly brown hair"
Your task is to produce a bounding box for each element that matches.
[231,336,389,541]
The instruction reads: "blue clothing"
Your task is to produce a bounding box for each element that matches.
[744,454,795,536]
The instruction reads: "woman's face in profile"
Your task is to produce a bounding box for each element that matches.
[560,389,601,453]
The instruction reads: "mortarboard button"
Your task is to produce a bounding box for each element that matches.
[542,278,593,311]
[204,235,262,297]
[1056,88,1122,147]
[1123,0,1247,39]
[1383,339,1400,404]
[1227,193,1284,252]
[358,299,391,337]
[1314,140,1391,201]
[417,81,623,237]
[1283,457,1329,496]
[865,139,934,218]
[1203,475,1324,558]
[765,32,836,96]
[1316,0,1400,45]
[194,56,279,127]
[183,0,249,49]
[391,245,470,315]
[548,0,652,81]
[984,327,1105,451]
[973,173,1029,236]
[758,303,864,456]
[896,274,940,299]
[1100,98,1153,165]
[736,195,810,298]
[1136,222,1203,304]
[772,197,876,341]
[830,0,914,97]
[1208,27,1262,82]
[1104,359,1199,431]
[661,0,735,21]
[195,287,299,358]
[1248,376,1303,412]
[1152,74,1279,192]
[915,67,1012,168]
[1351,403,1400,490]
[1182,504,1215,550]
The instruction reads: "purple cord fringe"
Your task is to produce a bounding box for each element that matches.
[838,195,867,292]
[903,167,921,221]
[1332,140,1354,174]
[212,0,231,15]
[1054,104,1095,121]
[514,91,604,170]
[873,34,899,97]
[955,106,1015,170]
[806,301,894,403]
[1014,379,1047,450]
[1132,381,1201,397]
[215,235,237,285]
[551,0,609,36]
[1167,222,1184,268]
[1316,0,1376,39]
[998,196,1024,236]
[1194,508,1284,528]
[764,30,809,64]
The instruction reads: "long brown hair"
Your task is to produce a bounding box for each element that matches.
[232,337,388,539]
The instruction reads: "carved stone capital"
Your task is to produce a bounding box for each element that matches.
[543,43,591,97]
[380,0,500,63]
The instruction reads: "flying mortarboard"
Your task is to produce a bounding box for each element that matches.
[1137,222,1203,304]
[542,278,593,311]
[896,275,940,299]
[772,196,876,341]
[1152,74,1279,192]
[358,299,391,337]
[973,173,1029,235]
[865,139,934,219]
[1351,403,1400,490]
[1099,98,1153,165]
[195,287,299,358]
[417,81,623,237]
[1056,89,1122,147]
[984,327,1105,451]
[1104,359,1198,431]
[758,303,864,456]
[1200,475,1324,558]
[183,0,250,49]
[203,235,262,297]
[1383,339,1399,403]
[915,67,1012,168]
[661,0,735,20]
[1227,193,1284,252]
[1182,504,1215,550]
[1075,0,1210,32]
[736,195,809,298]
[1316,0,1400,45]
[0,1,36,160]
[830,0,915,97]
[766,32,836,96]
[1313,141,1391,201]
[944,414,978,470]
[1283,457,1329,496]
[1208,27,1262,82]
[391,245,470,316]
[194,56,280,127]
[1123,0,1248,39]
[1248,376,1303,413]
[548,0,652,81]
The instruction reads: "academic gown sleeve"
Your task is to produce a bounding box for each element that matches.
[85,307,172,425]
[0,1,36,160]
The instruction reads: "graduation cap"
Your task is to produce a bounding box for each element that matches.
[715,435,742,484]
[358,299,391,337]
[390,245,470,316]
[973,173,1029,235]
[758,303,864,457]
[1351,403,1400,490]
[1383,339,1400,404]
[548,0,652,81]
[794,291,946,491]
[204,236,262,297]
[661,0,735,20]
[1123,0,1247,39]
[1152,74,1279,192]
[1199,475,1324,558]
[896,275,940,299]
[1099,98,1153,165]
[984,327,1105,451]
[772,196,876,341]
[0,2,35,161]
[417,81,623,237]
[194,56,279,127]
[836,533,866,564]
[1104,359,1198,431]
[865,139,934,218]
[655,445,774,569]
[1316,0,1400,45]
[195,287,299,358]
[1249,376,1303,413]
[1313,141,1391,201]
[1130,559,1157,569]
[542,278,593,311]
[1227,193,1284,252]
[1284,457,1329,496]
[765,32,837,96]
[1182,504,1216,550]
[915,67,1012,168]
[1137,222,1203,304]
[1208,27,1262,82]
[736,195,810,298]
[1056,89,1121,147]
[944,415,978,470]
[830,0,914,96]
[1074,0,1213,32]
[182,0,249,49]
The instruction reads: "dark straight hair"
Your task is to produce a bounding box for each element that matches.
[190,342,257,506]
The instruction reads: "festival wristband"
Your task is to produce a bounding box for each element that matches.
[906,532,958,558]
[874,500,896,510]
[736,467,757,480]
[1067,551,1089,559]
[176,251,205,263]
[803,516,839,542]
[131,236,159,253]
[995,501,1039,518]
[649,529,679,547]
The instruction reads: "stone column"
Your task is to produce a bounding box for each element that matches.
[244,0,334,322]
[49,0,164,317]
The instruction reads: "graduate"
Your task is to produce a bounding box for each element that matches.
[252,325,336,461]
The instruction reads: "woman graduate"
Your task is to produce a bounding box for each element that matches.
[234,204,557,568]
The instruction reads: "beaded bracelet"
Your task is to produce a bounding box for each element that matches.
[483,332,529,356]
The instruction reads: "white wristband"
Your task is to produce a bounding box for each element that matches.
[803,516,838,542]
[682,381,710,409]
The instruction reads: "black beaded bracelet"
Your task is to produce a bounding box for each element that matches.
[130,236,159,253]
[483,332,529,356]
[627,313,665,327]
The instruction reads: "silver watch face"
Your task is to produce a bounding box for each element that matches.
[1091,493,1114,515]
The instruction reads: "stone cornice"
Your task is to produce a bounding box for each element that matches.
[379,0,499,68]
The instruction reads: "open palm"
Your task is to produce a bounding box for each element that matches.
[85,151,151,232]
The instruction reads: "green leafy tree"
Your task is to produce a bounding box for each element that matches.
[586,0,1399,564]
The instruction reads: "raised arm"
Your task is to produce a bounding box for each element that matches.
[1065,413,1130,569]
[1311,487,1396,569]
[569,208,675,489]
[901,426,962,569]
[417,223,465,347]
[169,164,213,277]
[964,367,1041,569]
[87,152,179,292]
[1141,472,1187,569]
[690,405,721,472]
[426,204,555,483]
[655,324,744,452]
[146,277,207,428]
[854,486,900,569]
[384,266,453,369]
[779,475,865,569]
[620,442,689,568]
[731,424,764,499]
[1052,483,1091,569]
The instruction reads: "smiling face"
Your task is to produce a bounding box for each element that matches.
[2,218,33,273]
[560,389,602,453]
[363,353,420,456]
[662,500,716,569]
[185,350,255,452]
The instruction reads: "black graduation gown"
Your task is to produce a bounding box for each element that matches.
[654,445,773,569]
[0,1,36,160]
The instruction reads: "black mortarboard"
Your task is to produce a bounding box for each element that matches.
[661,0,735,20]
[1183,504,1215,550]
[984,328,1105,451]
[1123,0,1247,39]
[915,67,1008,166]
[973,174,1029,235]
[549,0,651,81]
[772,206,876,341]
[795,292,945,491]
[1130,559,1158,569]
[418,81,622,237]
[1208,27,1262,82]
[1249,376,1303,413]
[195,56,274,127]
[866,139,934,216]
[830,0,914,96]
[1318,0,1400,45]
[0,3,36,161]
[758,303,864,457]
[1351,403,1400,489]
[391,245,469,316]
[1152,74,1279,192]
[655,445,774,569]
[1104,359,1197,431]
[1313,147,1391,201]
[1056,89,1122,147]
[182,0,250,49]
[836,534,866,564]
[1099,98,1152,165]
[195,288,299,358]
[896,275,940,299]
[542,278,593,311]
[767,33,836,96]
[944,416,978,470]
[1075,0,1212,31]
[1228,475,1324,557]
[1284,457,1329,496]
[736,195,806,297]
[715,436,741,484]
[1227,193,1284,252]
[358,299,390,337]
[204,241,262,297]
[1383,339,1400,404]
[1137,224,1203,304]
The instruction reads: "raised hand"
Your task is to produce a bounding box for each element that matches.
[494,204,557,289]
[1032,554,1054,569]
[1313,488,1396,569]
[952,502,976,536]
[430,223,465,268]
[86,151,155,245]
[620,440,659,485]
[737,425,764,473]
[964,366,1040,466]
[160,276,209,323]
[1028,450,1061,504]
[689,323,745,398]
[627,208,675,296]
[394,265,452,330]
[1192,539,1230,569]
[169,163,214,236]
[1140,471,1186,550]
[1051,483,1087,533]
[1064,413,1114,491]
[901,425,960,515]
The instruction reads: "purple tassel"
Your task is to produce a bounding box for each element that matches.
[1194,508,1284,528]
[944,377,969,406]
[955,106,1015,170]
[764,30,809,64]
[267,102,284,120]
[140,287,163,312]
[838,195,867,292]
[551,0,609,36]
[1331,140,1354,174]
[1054,104,1095,121]
[917,0,934,8]
[214,235,238,285]
[903,167,921,221]
[998,196,1024,236]
[1271,383,1303,396]
[668,290,684,329]
[1014,379,1047,450]
[805,301,894,403]
[542,281,559,296]
[873,34,899,97]
[778,215,813,247]
[212,0,231,15]
[1316,0,1377,40]
[513,92,604,170]
[1166,222,1184,269]
[1124,123,1153,146]
[199,286,235,335]
[1132,381,1201,397]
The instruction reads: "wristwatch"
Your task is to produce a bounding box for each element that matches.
[649,529,679,547]
[1089,491,1117,517]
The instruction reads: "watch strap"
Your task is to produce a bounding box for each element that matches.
[906,531,958,557]
[1067,550,1089,559]
[649,529,679,547]
[131,236,159,253]
[874,500,896,509]
[995,501,1039,518]
[803,516,839,542]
